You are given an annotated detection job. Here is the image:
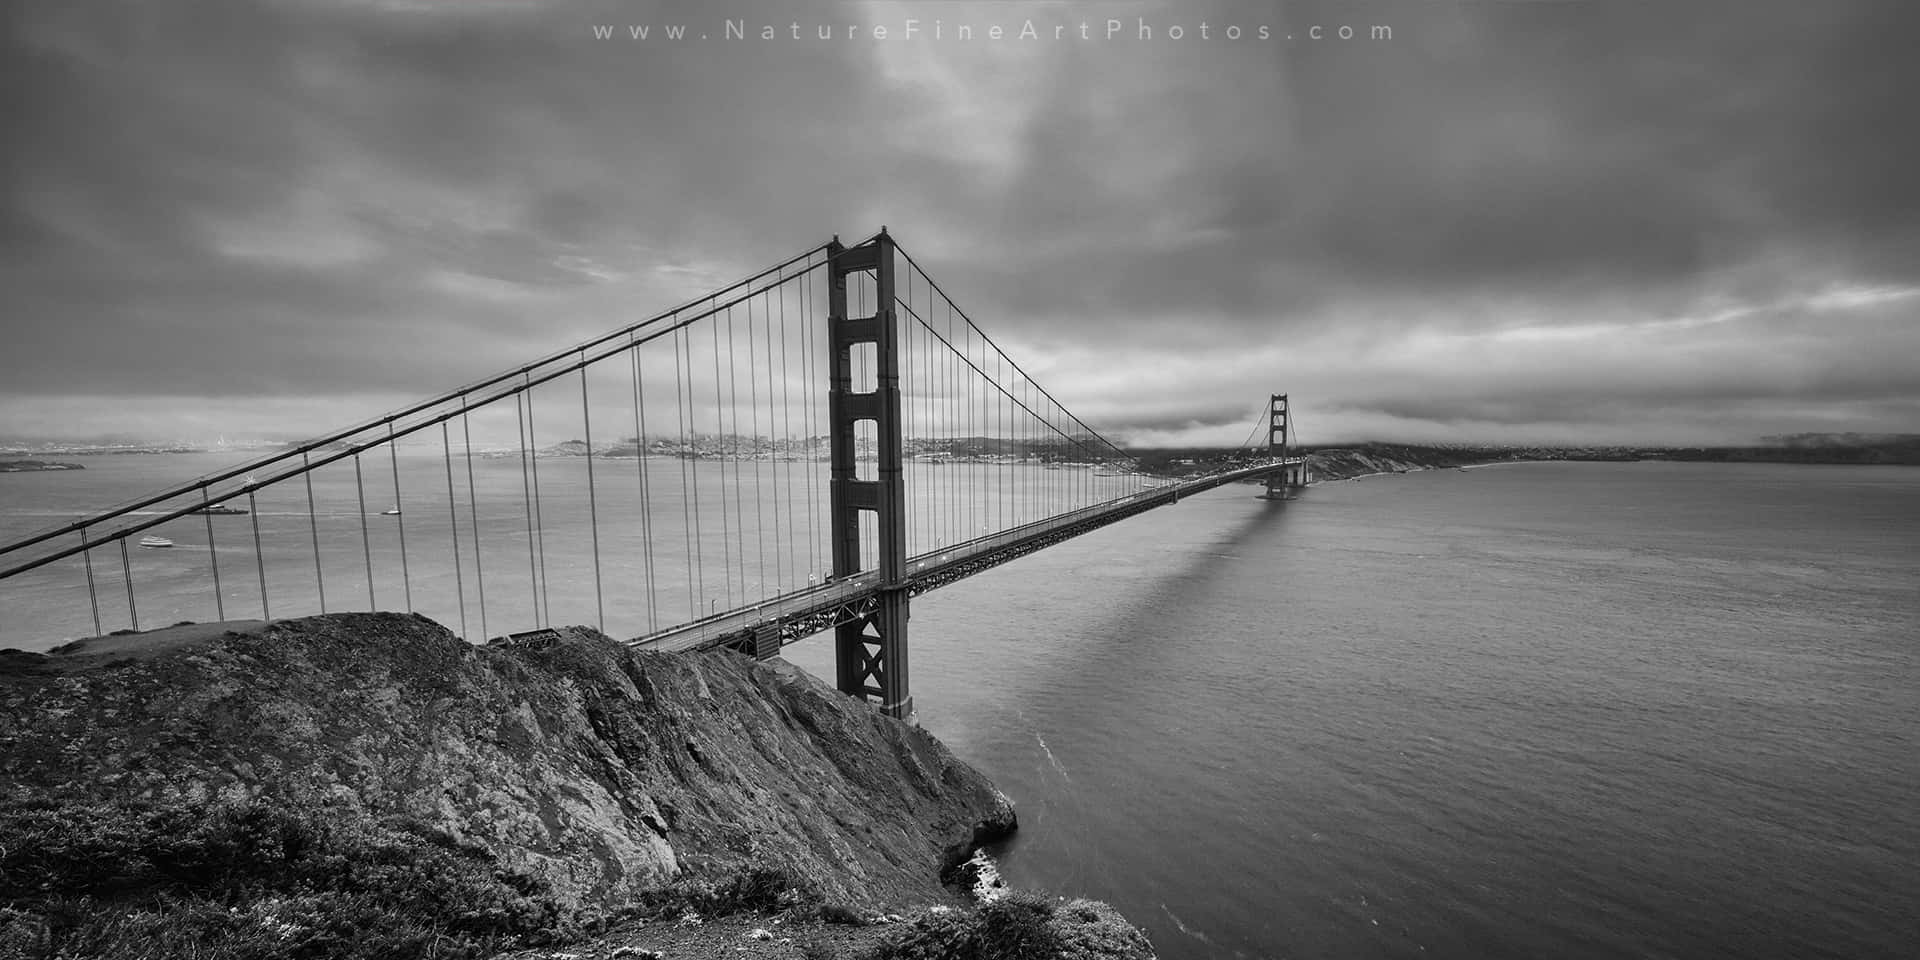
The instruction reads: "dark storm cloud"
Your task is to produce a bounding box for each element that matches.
[1,0,1916,443]
[0,0,879,399]
[937,0,1920,336]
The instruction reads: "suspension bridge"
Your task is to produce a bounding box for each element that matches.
[0,229,1309,718]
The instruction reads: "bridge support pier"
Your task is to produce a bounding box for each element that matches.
[1262,393,1308,500]
[826,230,913,720]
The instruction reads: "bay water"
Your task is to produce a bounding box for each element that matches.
[4,458,1914,957]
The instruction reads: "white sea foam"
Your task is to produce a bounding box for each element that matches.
[965,848,1006,902]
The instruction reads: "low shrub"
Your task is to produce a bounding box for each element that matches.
[0,795,576,960]
[815,902,867,925]
[860,892,1152,960]
[1047,898,1156,960]
[797,933,841,960]
[630,865,813,920]
[862,891,1060,960]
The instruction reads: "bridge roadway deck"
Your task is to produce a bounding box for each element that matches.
[624,458,1303,655]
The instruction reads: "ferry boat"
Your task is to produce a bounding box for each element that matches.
[190,502,248,515]
[138,535,173,548]
[381,506,402,516]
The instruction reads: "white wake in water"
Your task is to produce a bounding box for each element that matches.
[1034,730,1072,783]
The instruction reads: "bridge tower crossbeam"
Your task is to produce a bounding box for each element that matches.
[826,230,913,719]
[1263,393,1308,500]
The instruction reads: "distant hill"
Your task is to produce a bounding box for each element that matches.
[0,459,86,472]
[1131,435,1920,481]
[1654,433,1920,465]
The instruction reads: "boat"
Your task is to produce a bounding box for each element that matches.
[190,502,248,515]
[381,506,402,516]
[138,535,173,548]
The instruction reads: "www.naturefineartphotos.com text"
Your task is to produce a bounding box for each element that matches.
[591,18,1394,43]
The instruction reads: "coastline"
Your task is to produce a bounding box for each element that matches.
[1456,459,1564,470]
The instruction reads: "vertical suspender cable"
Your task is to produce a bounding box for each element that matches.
[630,336,659,634]
[441,422,468,638]
[120,538,138,631]
[303,452,326,613]
[526,378,551,626]
[81,530,101,636]
[683,321,705,616]
[902,271,915,554]
[202,488,225,621]
[389,424,413,613]
[752,284,775,595]
[747,293,766,600]
[354,454,375,610]
[714,309,732,611]
[778,270,796,589]
[579,363,605,633]
[516,391,539,628]
[462,410,488,641]
[249,490,269,618]
[801,267,817,581]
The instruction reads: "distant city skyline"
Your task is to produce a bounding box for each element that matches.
[3,1,1916,446]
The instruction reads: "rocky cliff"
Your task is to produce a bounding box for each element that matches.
[0,613,1015,917]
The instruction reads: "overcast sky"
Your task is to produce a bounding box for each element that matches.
[3,0,1917,447]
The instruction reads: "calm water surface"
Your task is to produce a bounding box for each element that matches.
[789,462,1919,959]
[6,459,1916,957]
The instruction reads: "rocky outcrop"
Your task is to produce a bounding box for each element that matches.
[0,613,1016,912]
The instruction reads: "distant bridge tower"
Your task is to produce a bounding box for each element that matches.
[1262,393,1308,500]
[826,230,913,720]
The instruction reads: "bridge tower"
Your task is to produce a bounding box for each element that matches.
[1262,393,1307,500]
[826,230,913,719]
